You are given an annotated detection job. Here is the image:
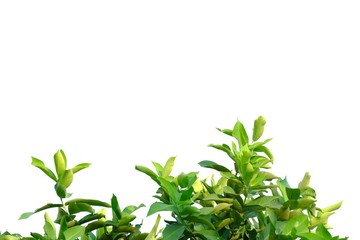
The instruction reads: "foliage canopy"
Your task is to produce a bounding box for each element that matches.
[0,116,347,240]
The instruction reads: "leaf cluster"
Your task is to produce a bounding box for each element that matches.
[0,117,348,240]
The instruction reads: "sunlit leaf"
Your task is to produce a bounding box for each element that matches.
[252,116,266,142]
[63,226,85,240]
[162,156,176,178]
[44,212,56,240]
[232,120,249,147]
[54,149,67,178]
[72,163,91,174]
[31,157,57,182]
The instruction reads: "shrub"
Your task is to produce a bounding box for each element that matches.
[0,116,348,240]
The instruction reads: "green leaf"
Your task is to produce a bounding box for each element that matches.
[254,145,273,161]
[117,214,136,225]
[65,199,111,208]
[19,212,35,220]
[55,183,67,198]
[63,226,85,240]
[68,202,94,214]
[162,224,185,240]
[297,232,326,240]
[54,149,67,178]
[19,203,63,220]
[282,214,308,235]
[322,201,343,213]
[72,163,91,174]
[315,224,332,238]
[207,144,235,160]
[122,203,145,216]
[253,116,266,142]
[58,169,73,188]
[198,160,231,172]
[77,213,105,225]
[247,196,282,209]
[135,165,160,184]
[147,202,176,216]
[31,157,57,182]
[177,172,198,189]
[232,120,249,147]
[151,161,163,176]
[162,156,176,178]
[58,216,68,240]
[44,212,56,240]
[298,172,311,191]
[144,214,161,240]
[0,235,20,240]
[216,127,233,136]
[286,187,301,200]
[111,194,122,220]
[158,177,180,202]
[194,230,220,240]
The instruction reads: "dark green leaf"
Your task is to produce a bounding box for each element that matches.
[65,199,111,208]
[68,202,94,214]
[198,160,231,172]
[286,187,301,200]
[111,194,122,220]
[162,224,185,240]
[194,230,220,240]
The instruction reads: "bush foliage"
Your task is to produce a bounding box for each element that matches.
[0,117,347,240]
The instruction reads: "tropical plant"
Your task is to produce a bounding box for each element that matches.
[0,116,348,240]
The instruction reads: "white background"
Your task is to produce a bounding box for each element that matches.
[0,1,358,238]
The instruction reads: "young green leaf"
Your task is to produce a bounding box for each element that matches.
[232,120,249,147]
[54,149,67,178]
[122,203,145,216]
[58,169,73,188]
[144,214,161,240]
[72,163,91,174]
[44,212,56,240]
[162,156,176,178]
[63,226,85,240]
[252,116,266,142]
[31,157,57,182]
